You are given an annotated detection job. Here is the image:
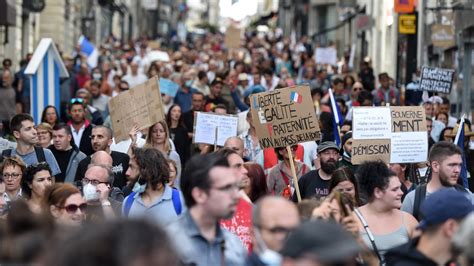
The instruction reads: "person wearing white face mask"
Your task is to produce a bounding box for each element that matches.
[247,196,300,266]
[81,164,119,221]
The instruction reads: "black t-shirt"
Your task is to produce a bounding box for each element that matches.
[292,169,330,202]
[50,146,73,183]
[183,110,195,134]
[75,151,129,189]
[169,126,190,165]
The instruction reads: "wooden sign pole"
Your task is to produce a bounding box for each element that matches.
[286,146,302,203]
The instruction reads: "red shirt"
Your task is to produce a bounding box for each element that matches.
[220,198,253,253]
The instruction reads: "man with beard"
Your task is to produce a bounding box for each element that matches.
[293,142,340,201]
[402,141,474,221]
[74,126,129,189]
[167,153,246,266]
[68,99,94,156]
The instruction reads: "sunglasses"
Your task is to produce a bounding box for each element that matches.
[59,203,87,214]
[70,98,84,104]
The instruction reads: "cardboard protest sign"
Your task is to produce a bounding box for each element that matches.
[250,85,321,148]
[352,106,428,164]
[159,78,179,97]
[315,47,337,65]
[193,112,238,146]
[419,66,455,94]
[225,25,241,49]
[108,76,165,142]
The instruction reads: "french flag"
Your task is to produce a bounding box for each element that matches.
[454,114,469,189]
[78,35,99,68]
[290,91,303,104]
[329,88,344,146]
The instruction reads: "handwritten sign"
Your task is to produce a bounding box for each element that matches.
[225,25,241,49]
[352,106,427,164]
[108,76,165,142]
[352,107,391,139]
[193,112,238,146]
[419,66,455,94]
[250,85,321,148]
[314,47,337,65]
[159,78,179,97]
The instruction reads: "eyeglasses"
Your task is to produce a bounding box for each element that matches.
[352,87,363,91]
[59,203,87,214]
[211,182,241,193]
[2,173,21,179]
[119,86,129,90]
[82,177,109,186]
[70,98,84,104]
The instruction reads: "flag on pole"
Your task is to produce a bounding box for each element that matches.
[78,35,99,68]
[328,88,344,146]
[454,114,469,189]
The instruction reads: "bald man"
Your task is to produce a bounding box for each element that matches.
[247,196,301,265]
[224,136,245,159]
[91,150,113,166]
[75,126,129,189]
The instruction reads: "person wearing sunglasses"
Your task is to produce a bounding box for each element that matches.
[247,196,300,266]
[22,162,55,214]
[1,156,26,202]
[45,183,86,227]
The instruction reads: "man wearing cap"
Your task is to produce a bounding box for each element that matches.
[204,77,229,112]
[385,189,473,266]
[402,141,474,221]
[293,141,340,201]
[247,196,300,266]
[280,220,362,266]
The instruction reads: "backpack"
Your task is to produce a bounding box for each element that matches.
[413,183,467,221]
[123,187,182,217]
[1,147,46,163]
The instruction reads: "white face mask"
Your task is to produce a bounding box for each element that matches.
[132,179,146,194]
[254,228,282,266]
[83,183,100,201]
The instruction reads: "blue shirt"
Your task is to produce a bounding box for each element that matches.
[174,87,198,113]
[123,185,186,226]
[11,148,61,176]
[167,211,246,266]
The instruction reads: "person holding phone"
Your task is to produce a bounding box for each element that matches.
[80,164,119,221]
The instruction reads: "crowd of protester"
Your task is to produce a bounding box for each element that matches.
[0,29,473,265]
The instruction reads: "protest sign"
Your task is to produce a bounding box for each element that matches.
[159,78,179,97]
[352,106,428,164]
[108,76,164,142]
[250,85,321,149]
[419,66,455,94]
[146,50,170,62]
[314,47,337,65]
[225,25,241,49]
[193,112,239,146]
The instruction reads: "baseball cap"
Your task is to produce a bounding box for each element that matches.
[281,220,361,263]
[417,189,474,231]
[317,141,339,153]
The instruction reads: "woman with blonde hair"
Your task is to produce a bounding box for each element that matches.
[145,120,181,181]
[36,123,53,148]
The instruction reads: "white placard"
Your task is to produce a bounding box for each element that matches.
[314,47,338,65]
[390,132,428,163]
[352,107,392,139]
[194,112,239,146]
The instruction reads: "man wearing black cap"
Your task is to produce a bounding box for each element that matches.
[385,189,474,266]
[293,141,340,201]
[280,220,362,266]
